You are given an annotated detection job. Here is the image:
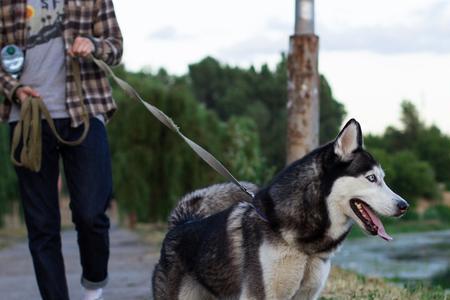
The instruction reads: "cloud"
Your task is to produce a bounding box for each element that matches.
[263,1,450,55]
[218,35,287,61]
[266,18,292,33]
[319,25,450,54]
[148,26,191,40]
[322,1,450,54]
[216,18,292,61]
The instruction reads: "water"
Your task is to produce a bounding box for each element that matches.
[333,230,450,288]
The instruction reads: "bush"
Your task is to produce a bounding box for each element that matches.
[401,210,420,221]
[0,111,19,225]
[368,101,450,190]
[423,205,450,223]
[108,70,268,222]
[223,116,275,184]
[368,148,440,207]
[389,151,440,201]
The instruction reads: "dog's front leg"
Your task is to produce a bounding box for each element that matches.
[291,258,330,300]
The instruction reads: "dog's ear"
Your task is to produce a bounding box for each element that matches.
[334,119,363,161]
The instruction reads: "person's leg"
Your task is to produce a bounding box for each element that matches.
[10,121,69,300]
[60,118,113,290]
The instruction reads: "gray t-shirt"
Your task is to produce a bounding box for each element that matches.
[9,0,68,122]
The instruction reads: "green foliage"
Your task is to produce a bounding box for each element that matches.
[105,56,348,222]
[415,125,450,189]
[188,56,287,170]
[401,210,420,221]
[404,281,448,299]
[423,205,450,224]
[367,100,450,190]
[431,268,450,289]
[387,151,439,201]
[365,100,450,203]
[319,75,347,143]
[0,102,19,225]
[0,56,347,223]
[108,69,267,221]
[369,148,439,206]
[188,55,346,170]
[223,116,274,184]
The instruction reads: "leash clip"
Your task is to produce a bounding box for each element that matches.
[248,202,269,223]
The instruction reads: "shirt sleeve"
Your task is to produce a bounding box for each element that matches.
[90,0,124,66]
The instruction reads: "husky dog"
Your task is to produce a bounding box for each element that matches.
[167,182,259,230]
[152,119,409,300]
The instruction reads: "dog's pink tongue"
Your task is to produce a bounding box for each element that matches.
[364,205,393,241]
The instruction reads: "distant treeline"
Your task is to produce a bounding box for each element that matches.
[0,56,448,224]
[0,124,17,224]
[107,55,346,221]
[366,101,450,205]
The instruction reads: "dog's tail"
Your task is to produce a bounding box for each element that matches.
[168,182,258,229]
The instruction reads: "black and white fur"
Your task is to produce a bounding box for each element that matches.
[152,119,409,300]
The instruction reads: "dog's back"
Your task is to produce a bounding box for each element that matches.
[168,182,258,229]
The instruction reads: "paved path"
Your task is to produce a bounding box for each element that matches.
[0,227,159,300]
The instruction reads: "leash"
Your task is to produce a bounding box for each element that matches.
[10,55,256,205]
[10,60,89,172]
[90,55,256,200]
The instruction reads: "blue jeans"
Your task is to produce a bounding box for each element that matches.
[10,118,113,300]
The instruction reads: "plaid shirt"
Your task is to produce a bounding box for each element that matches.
[0,0,123,126]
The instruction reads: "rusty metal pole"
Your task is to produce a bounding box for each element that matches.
[286,0,319,164]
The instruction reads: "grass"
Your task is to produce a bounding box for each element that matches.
[321,267,448,300]
[135,222,449,300]
[0,227,27,250]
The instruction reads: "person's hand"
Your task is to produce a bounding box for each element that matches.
[14,86,40,104]
[68,37,95,58]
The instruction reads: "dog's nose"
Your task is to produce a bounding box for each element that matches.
[396,200,409,212]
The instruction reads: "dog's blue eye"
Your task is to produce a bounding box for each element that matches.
[366,174,377,183]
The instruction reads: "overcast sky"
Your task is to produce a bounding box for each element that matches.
[113,0,450,134]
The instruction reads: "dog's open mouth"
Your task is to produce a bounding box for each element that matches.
[350,199,393,241]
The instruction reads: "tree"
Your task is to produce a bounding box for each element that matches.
[415,125,450,188]
[188,55,346,171]
[400,100,423,140]
[319,75,346,143]
[108,69,267,221]
[364,99,450,204]
[367,100,450,189]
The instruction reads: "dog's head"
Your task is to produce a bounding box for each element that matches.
[328,119,409,241]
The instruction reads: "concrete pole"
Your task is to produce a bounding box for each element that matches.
[286,0,319,165]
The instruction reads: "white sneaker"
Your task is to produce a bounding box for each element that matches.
[83,288,103,300]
